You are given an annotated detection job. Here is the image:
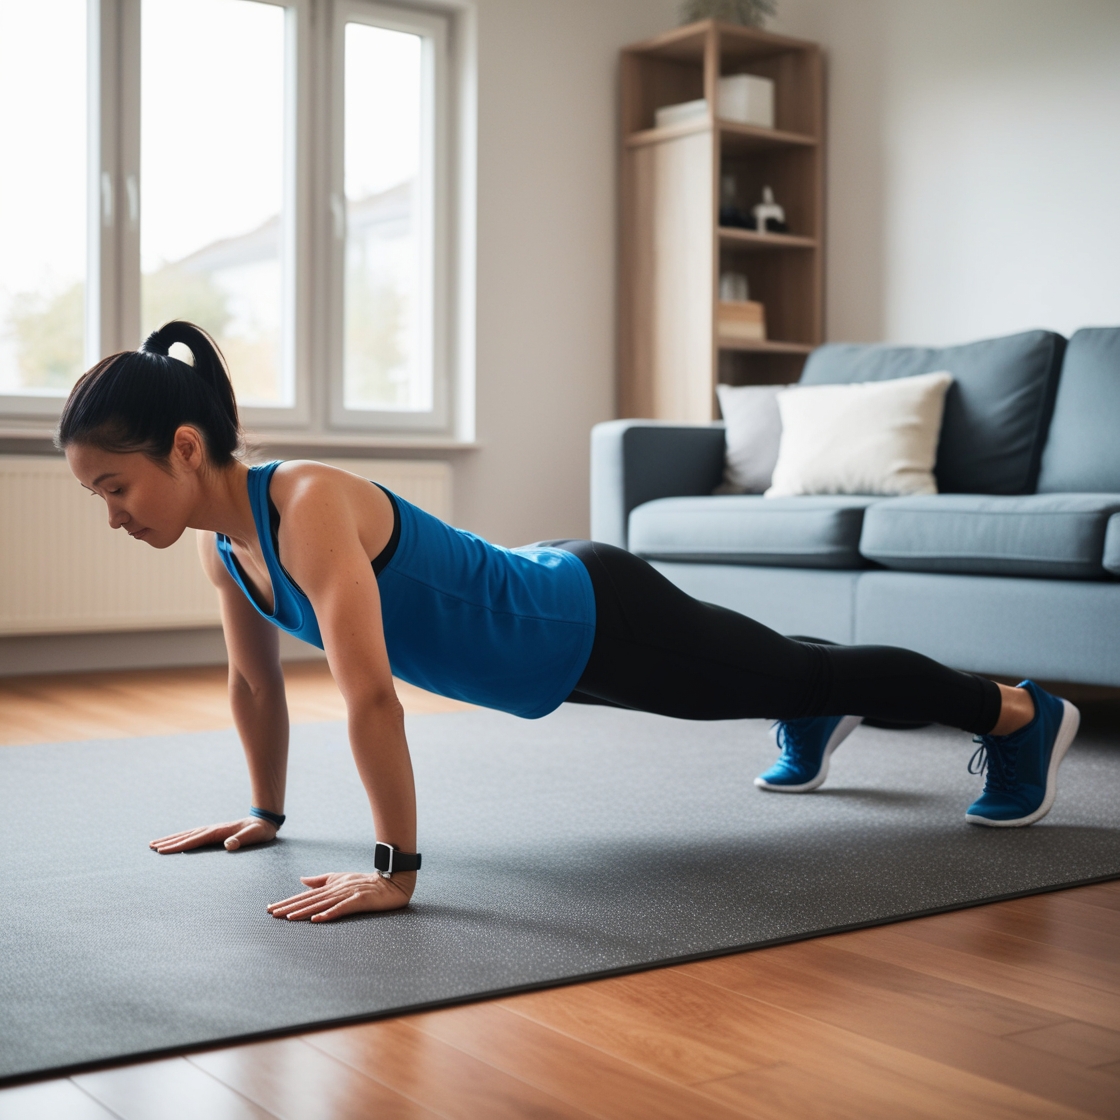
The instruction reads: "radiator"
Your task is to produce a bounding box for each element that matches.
[0,457,452,636]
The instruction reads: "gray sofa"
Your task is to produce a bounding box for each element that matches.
[591,327,1120,687]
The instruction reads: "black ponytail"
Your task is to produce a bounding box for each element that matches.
[57,321,241,466]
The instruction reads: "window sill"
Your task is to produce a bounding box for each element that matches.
[244,430,481,453]
[0,424,481,455]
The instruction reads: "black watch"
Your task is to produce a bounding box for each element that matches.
[374,841,421,878]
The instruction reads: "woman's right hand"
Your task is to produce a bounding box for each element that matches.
[149,817,278,854]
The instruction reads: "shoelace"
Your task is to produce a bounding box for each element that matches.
[773,721,803,759]
[968,736,1018,791]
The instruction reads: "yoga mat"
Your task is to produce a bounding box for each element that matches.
[2,706,1119,1082]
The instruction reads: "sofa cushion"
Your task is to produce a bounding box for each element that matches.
[860,494,1120,579]
[800,330,1065,495]
[715,383,784,493]
[767,372,952,497]
[628,495,876,569]
[1037,328,1120,493]
[1105,515,1120,577]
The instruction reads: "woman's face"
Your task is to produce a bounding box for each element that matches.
[66,444,195,549]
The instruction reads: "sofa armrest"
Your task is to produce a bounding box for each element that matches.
[590,420,726,549]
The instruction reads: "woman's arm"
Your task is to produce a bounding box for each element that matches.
[149,531,290,854]
[264,474,417,921]
[216,543,290,836]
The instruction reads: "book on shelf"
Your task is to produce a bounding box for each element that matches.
[718,300,767,341]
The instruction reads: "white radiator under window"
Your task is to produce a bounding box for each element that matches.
[0,457,452,636]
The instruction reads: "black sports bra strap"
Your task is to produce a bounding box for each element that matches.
[371,483,401,575]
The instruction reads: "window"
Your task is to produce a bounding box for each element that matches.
[141,0,290,407]
[331,1,449,430]
[0,0,88,402]
[0,0,472,440]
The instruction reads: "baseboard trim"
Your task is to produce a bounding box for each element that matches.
[0,628,325,677]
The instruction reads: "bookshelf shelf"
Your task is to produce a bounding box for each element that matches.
[718,228,817,252]
[716,338,814,354]
[719,120,817,153]
[625,119,817,152]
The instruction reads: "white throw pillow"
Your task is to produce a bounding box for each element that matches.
[714,383,786,494]
[765,371,954,498]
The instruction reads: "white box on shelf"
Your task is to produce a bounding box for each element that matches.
[653,74,774,133]
[718,74,774,128]
[653,97,708,129]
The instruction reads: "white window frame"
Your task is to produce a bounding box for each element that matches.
[327,0,449,432]
[0,0,475,445]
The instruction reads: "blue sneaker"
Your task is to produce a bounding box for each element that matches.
[754,715,863,793]
[965,680,1079,827]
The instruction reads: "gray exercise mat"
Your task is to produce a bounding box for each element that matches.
[2,705,1119,1082]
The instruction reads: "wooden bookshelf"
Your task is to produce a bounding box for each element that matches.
[618,19,824,420]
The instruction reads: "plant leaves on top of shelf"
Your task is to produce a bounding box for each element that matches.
[679,0,777,28]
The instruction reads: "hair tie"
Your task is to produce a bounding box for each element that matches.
[250,806,285,829]
[141,327,173,357]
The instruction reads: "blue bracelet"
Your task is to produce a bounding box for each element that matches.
[250,806,286,829]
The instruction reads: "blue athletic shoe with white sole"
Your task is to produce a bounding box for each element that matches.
[965,680,1079,827]
[754,714,863,793]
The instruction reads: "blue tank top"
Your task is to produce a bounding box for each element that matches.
[215,461,596,719]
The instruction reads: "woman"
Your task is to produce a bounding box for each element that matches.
[59,322,1080,923]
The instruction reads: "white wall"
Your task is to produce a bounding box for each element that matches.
[455,0,680,545]
[773,0,1120,347]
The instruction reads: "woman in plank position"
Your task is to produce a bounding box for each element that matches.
[60,322,1080,923]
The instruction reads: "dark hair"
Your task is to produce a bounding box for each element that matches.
[57,321,240,466]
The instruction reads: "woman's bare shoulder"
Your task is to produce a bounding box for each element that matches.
[267,460,394,560]
[269,459,365,504]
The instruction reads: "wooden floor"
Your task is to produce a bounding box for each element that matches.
[2,665,1119,1119]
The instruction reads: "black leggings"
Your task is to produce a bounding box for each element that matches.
[550,541,1001,736]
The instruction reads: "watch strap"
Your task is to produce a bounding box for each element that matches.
[374,841,421,876]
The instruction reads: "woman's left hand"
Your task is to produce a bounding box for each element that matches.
[267,871,414,921]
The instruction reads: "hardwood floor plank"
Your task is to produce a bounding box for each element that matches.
[0,663,468,745]
[500,977,954,1118]
[940,894,1120,961]
[408,1002,749,1120]
[524,964,1102,1120]
[1006,1021,1120,1068]
[678,947,1120,1118]
[696,1061,954,1120]
[0,1080,120,1120]
[1071,882,1120,913]
[73,1057,276,1120]
[305,1019,592,1119]
[0,668,232,743]
[497,973,774,1085]
[891,912,1120,994]
[678,937,1066,1038]
[189,1039,439,1120]
[830,925,1120,1030]
[1001,889,1120,936]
